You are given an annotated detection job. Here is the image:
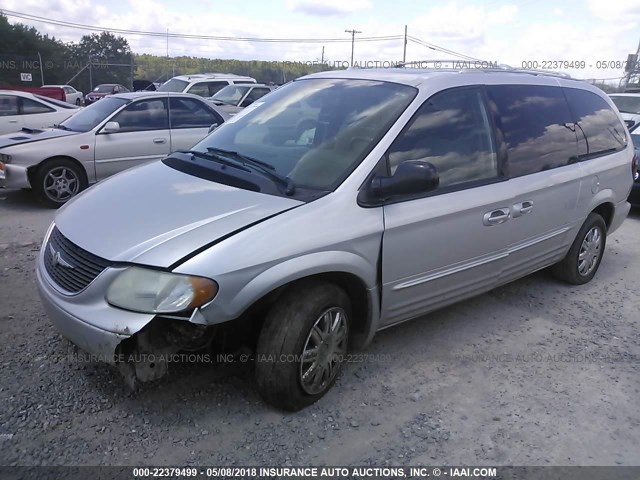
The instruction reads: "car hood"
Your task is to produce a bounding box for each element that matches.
[619,112,640,121]
[0,128,79,149]
[54,161,303,268]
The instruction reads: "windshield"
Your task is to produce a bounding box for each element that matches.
[157,79,189,93]
[211,85,251,105]
[60,97,128,132]
[610,96,640,114]
[192,78,416,191]
[35,94,79,110]
[94,85,115,93]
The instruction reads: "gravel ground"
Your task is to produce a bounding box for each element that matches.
[0,187,639,467]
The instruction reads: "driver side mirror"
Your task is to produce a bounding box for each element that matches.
[102,121,120,133]
[371,160,439,198]
[208,123,219,134]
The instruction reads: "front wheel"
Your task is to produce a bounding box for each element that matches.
[255,281,350,411]
[551,213,607,285]
[75,98,82,106]
[33,158,87,208]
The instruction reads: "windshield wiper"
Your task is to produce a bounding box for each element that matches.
[53,124,72,131]
[206,147,296,195]
[180,150,252,173]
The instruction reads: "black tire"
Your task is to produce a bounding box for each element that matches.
[33,158,87,208]
[255,280,351,411]
[75,98,82,106]
[551,213,607,285]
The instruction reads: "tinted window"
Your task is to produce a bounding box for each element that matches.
[487,85,577,177]
[387,87,498,188]
[610,95,640,114]
[564,88,627,158]
[0,95,19,116]
[169,98,221,128]
[240,88,271,107]
[111,99,168,131]
[187,82,227,97]
[157,78,189,93]
[21,98,55,114]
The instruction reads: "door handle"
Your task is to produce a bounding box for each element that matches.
[153,138,166,144]
[8,120,18,123]
[483,208,510,226]
[513,200,534,217]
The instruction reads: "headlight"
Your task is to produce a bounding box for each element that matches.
[0,153,12,164]
[106,267,218,314]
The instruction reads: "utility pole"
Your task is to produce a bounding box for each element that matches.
[403,25,407,64]
[623,36,640,90]
[321,46,325,65]
[37,51,44,85]
[345,29,362,67]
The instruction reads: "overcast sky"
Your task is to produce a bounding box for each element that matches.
[2,0,640,81]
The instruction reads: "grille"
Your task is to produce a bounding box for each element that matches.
[44,227,112,293]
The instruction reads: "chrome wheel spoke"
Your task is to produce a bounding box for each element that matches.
[299,306,348,395]
[302,347,319,364]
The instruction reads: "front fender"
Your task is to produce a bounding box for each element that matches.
[230,250,377,314]
[198,250,378,329]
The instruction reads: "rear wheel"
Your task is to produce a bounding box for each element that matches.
[33,158,87,208]
[75,98,81,106]
[551,213,606,285]
[255,281,350,411]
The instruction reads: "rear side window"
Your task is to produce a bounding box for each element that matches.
[169,98,223,128]
[487,85,577,178]
[20,98,55,115]
[387,87,498,189]
[187,82,228,97]
[0,95,19,116]
[563,88,627,159]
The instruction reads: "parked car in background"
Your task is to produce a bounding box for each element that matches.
[0,92,227,206]
[157,73,256,97]
[34,68,633,410]
[609,93,640,129]
[628,123,640,206]
[43,85,84,105]
[208,84,276,114]
[0,85,67,101]
[0,90,80,135]
[85,84,130,105]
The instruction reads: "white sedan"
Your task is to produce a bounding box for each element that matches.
[0,90,81,135]
[0,92,228,207]
[43,85,84,105]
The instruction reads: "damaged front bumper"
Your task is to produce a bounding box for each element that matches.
[36,256,155,365]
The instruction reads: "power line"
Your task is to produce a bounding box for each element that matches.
[407,36,480,61]
[1,9,402,44]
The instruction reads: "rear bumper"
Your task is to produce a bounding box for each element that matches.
[609,199,631,235]
[628,182,640,207]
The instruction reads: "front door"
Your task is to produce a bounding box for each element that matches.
[168,97,225,152]
[380,87,511,326]
[94,98,170,180]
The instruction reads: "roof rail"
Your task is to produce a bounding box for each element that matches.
[395,60,573,79]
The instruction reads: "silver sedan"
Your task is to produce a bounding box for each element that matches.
[0,92,228,207]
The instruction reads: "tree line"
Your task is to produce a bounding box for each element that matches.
[0,14,337,93]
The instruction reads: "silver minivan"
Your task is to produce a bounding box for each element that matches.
[36,67,635,410]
